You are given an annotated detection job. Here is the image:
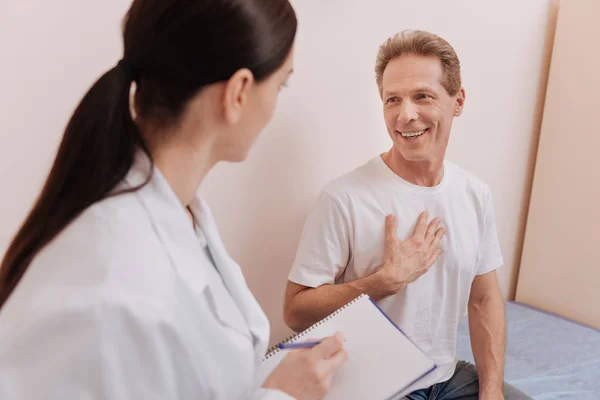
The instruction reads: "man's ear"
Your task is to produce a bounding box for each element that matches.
[222,68,255,125]
[454,87,466,117]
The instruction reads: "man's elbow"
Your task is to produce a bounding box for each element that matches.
[468,271,504,311]
[468,291,504,314]
[283,298,307,333]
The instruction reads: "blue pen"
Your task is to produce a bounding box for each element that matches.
[277,341,321,350]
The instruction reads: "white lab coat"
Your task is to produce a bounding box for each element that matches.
[0,152,294,400]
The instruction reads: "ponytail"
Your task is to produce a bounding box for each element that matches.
[0,61,150,308]
[0,0,298,309]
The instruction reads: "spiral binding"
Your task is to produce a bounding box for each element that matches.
[262,294,368,361]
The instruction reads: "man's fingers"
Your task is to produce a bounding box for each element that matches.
[425,248,443,270]
[413,211,429,239]
[425,227,445,260]
[431,227,445,249]
[385,215,397,245]
[424,217,441,244]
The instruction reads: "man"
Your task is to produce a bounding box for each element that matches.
[283,30,531,399]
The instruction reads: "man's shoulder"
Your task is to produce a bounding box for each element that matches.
[321,156,382,201]
[446,160,492,198]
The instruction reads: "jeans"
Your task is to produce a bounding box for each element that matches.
[400,361,532,400]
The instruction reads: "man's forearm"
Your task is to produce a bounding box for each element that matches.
[468,296,506,397]
[284,271,397,332]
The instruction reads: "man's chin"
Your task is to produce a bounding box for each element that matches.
[393,147,431,163]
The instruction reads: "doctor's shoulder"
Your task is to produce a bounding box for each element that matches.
[27,193,178,304]
[0,192,190,376]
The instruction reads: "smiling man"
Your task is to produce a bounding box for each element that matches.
[283,30,531,400]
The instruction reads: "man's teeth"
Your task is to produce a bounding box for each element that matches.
[401,129,426,138]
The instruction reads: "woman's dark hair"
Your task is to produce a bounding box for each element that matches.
[0,0,297,307]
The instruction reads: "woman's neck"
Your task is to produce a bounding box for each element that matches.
[155,145,214,206]
[150,134,217,207]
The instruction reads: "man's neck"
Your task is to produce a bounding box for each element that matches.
[381,150,444,187]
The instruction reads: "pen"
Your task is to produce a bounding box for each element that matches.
[277,341,322,350]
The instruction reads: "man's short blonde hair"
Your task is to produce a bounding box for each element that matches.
[375,30,461,97]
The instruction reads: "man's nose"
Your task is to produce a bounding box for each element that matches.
[397,100,418,124]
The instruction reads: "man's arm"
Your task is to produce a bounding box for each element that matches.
[284,213,445,332]
[284,271,394,332]
[468,270,506,400]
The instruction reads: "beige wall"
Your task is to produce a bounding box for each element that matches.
[516,0,600,330]
[1,1,557,344]
[0,0,131,250]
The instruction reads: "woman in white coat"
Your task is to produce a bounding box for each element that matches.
[0,1,347,399]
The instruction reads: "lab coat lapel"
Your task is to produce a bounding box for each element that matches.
[190,198,271,360]
[123,151,207,291]
[123,151,270,360]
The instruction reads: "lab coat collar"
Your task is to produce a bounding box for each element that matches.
[124,150,270,361]
[123,150,207,290]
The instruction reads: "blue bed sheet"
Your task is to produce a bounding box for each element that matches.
[456,301,600,399]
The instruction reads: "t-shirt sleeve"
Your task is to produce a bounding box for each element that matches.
[477,188,504,275]
[288,191,352,288]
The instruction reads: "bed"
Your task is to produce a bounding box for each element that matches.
[456,301,600,399]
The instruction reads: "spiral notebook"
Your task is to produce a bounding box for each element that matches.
[256,294,436,399]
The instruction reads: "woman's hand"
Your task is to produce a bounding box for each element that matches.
[262,332,348,400]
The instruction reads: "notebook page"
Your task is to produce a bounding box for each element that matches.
[256,295,435,400]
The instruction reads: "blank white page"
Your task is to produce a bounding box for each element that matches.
[256,294,436,400]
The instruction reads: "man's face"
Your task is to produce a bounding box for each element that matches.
[381,53,465,164]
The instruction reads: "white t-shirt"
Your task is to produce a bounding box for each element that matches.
[288,156,503,391]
